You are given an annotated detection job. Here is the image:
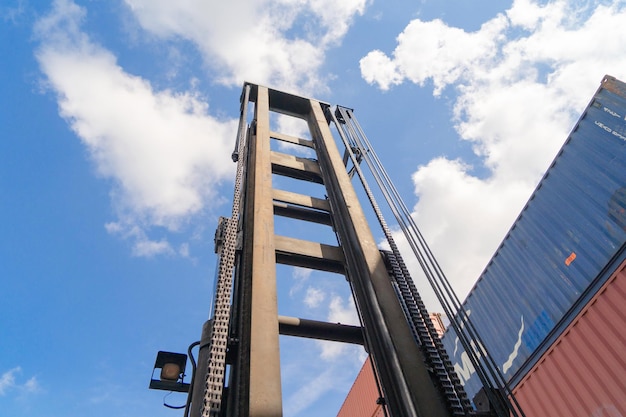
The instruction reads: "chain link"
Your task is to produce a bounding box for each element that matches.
[200,110,248,417]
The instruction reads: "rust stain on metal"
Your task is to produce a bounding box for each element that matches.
[602,75,626,99]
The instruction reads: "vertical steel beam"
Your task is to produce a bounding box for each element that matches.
[218,84,454,417]
[247,86,283,417]
[308,100,451,417]
[190,320,213,417]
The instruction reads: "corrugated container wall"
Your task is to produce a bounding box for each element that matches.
[336,357,383,417]
[441,75,626,399]
[512,258,626,417]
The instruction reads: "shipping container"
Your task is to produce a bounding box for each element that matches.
[336,357,383,417]
[441,75,626,399]
[512,258,626,417]
[430,312,446,338]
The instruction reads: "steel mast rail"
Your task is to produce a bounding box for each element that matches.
[332,106,526,417]
[192,85,252,417]
[187,83,521,417]
[328,107,471,416]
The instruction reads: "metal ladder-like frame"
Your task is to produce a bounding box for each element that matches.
[195,83,456,417]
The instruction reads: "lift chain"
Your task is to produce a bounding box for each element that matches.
[333,108,472,416]
[200,126,249,417]
[382,249,472,416]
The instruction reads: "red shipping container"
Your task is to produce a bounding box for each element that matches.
[336,357,384,417]
[513,258,626,417]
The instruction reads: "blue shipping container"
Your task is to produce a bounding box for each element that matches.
[442,75,626,399]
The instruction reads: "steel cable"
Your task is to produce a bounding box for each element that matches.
[332,106,526,417]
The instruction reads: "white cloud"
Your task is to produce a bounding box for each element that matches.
[178,242,190,258]
[283,368,343,416]
[124,0,368,93]
[304,0,370,45]
[289,267,313,297]
[317,295,361,360]
[1,0,25,23]
[327,295,359,325]
[104,222,175,257]
[22,377,40,394]
[34,0,238,255]
[132,237,174,258]
[283,368,333,415]
[282,340,365,416]
[403,158,533,307]
[275,114,311,140]
[361,0,626,300]
[0,367,39,396]
[0,367,18,395]
[359,50,402,91]
[33,0,370,257]
[304,287,326,308]
[273,114,316,157]
[293,267,313,281]
[361,16,507,95]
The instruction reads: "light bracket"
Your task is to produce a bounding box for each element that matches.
[149,351,190,393]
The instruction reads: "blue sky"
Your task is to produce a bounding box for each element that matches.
[2,0,626,416]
